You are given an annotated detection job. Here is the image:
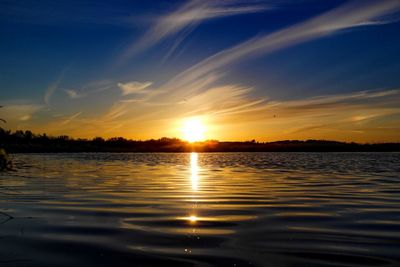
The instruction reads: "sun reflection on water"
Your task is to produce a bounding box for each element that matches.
[188,215,198,223]
[187,152,200,226]
[190,152,199,191]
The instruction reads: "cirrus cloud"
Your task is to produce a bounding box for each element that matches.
[118,0,271,63]
[118,81,152,96]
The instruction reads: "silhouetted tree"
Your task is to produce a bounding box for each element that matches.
[93,137,105,143]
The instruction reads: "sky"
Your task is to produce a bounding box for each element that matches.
[1,0,400,142]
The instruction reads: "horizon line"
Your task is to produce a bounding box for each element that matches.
[1,128,399,145]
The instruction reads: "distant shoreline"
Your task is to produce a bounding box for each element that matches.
[5,141,400,153]
[1,129,399,153]
[8,150,400,154]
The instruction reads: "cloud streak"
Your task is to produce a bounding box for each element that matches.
[264,89,400,141]
[118,81,152,96]
[0,104,43,124]
[119,0,270,63]
[64,80,114,99]
[44,74,64,105]
[59,112,82,126]
[148,0,398,102]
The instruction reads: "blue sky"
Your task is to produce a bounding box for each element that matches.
[1,0,400,142]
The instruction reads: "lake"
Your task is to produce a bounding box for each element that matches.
[1,152,400,266]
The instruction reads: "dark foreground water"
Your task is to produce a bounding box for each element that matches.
[1,153,400,267]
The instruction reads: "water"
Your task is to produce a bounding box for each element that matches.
[1,152,400,267]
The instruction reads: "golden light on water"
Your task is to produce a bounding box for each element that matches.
[186,152,200,225]
[182,117,205,142]
[188,215,198,223]
[190,152,199,191]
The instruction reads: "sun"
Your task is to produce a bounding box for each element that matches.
[182,117,205,142]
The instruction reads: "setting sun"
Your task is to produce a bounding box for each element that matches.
[182,118,205,142]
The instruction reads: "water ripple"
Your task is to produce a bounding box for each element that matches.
[1,152,400,266]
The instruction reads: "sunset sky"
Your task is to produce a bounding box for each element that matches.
[1,0,400,142]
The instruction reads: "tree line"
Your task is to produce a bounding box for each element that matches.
[0,128,399,152]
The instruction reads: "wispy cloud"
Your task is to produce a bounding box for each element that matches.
[0,104,43,123]
[44,75,64,105]
[118,0,270,63]
[264,89,400,117]
[102,103,129,121]
[64,89,80,99]
[263,89,400,141]
[155,0,400,103]
[118,81,152,96]
[64,80,114,99]
[43,67,71,105]
[59,112,82,126]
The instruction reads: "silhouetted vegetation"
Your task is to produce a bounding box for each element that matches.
[0,148,12,171]
[0,128,399,153]
[0,107,12,170]
[0,106,5,124]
